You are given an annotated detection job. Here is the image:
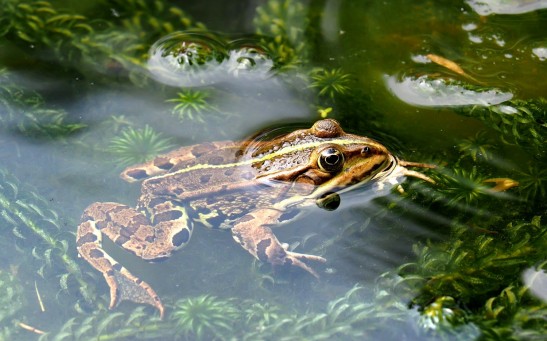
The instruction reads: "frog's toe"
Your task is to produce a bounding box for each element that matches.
[105,266,165,318]
[287,251,326,263]
[285,251,326,278]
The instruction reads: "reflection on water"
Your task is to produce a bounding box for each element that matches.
[465,0,547,15]
[147,32,274,87]
[0,0,546,340]
[385,75,513,107]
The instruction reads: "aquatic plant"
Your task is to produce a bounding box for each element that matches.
[0,168,94,311]
[241,300,281,329]
[478,276,547,340]
[0,69,85,139]
[0,270,25,340]
[309,68,352,100]
[0,0,203,84]
[171,295,238,340]
[418,296,468,331]
[516,163,547,202]
[399,216,545,306]
[456,131,496,162]
[253,0,310,69]
[434,167,492,206]
[454,98,546,155]
[166,89,217,122]
[107,125,175,167]
[37,307,165,341]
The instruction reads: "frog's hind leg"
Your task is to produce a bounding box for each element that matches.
[76,202,193,318]
[231,208,326,278]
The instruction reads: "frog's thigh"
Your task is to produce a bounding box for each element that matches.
[231,208,326,278]
[77,202,192,317]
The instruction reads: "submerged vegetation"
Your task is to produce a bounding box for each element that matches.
[167,89,217,122]
[108,125,174,166]
[0,0,545,340]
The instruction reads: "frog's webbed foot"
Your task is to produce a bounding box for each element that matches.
[231,208,326,278]
[78,219,165,317]
[77,202,187,318]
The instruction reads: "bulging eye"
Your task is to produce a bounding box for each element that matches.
[318,147,344,172]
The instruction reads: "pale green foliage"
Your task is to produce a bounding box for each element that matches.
[254,0,309,69]
[172,296,238,339]
[457,131,496,162]
[0,169,94,309]
[309,68,352,100]
[166,90,217,122]
[108,125,174,166]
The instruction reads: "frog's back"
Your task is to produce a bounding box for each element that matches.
[120,141,241,182]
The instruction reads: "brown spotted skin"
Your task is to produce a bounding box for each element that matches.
[120,141,240,182]
[76,119,435,318]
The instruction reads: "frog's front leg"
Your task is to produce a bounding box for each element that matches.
[76,201,192,318]
[231,208,326,278]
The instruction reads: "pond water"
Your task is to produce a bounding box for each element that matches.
[0,0,545,340]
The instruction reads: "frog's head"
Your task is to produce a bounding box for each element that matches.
[252,119,434,208]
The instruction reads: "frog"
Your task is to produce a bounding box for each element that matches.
[76,119,435,318]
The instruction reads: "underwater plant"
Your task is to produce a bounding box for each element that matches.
[516,163,547,202]
[37,307,164,340]
[171,295,238,340]
[399,216,545,306]
[0,168,94,312]
[166,89,217,122]
[253,0,310,69]
[0,0,204,85]
[309,68,352,100]
[0,270,25,340]
[0,69,85,139]
[457,131,496,162]
[107,125,174,167]
[454,98,546,155]
[434,166,492,206]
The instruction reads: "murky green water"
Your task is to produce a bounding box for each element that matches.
[0,0,545,340]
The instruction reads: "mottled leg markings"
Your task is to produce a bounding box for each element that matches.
[231,208,326,278]
[76,202,192,318]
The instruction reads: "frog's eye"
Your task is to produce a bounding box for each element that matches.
[318,147,344,173]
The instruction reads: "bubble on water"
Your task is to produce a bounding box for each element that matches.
[147,32,274,87]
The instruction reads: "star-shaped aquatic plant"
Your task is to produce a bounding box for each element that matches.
[457,131,496,161]
[172,295,238,340]
[309,68,352,100]
[166,90,216,122]
[516,164,547,201]
[108,125,174,166]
